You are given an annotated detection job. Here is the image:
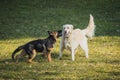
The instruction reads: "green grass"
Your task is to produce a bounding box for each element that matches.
[0,0,120,80]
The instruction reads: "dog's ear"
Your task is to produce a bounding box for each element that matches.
[47,31,51,35]
[57,30,62,38]
[70,25,74,29]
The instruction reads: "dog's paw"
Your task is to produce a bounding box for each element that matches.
[58,57,62,60]
[86,55,89,59]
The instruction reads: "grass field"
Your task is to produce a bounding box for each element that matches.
[0,0,120,80]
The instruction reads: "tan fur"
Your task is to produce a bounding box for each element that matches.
[47,48,53,62]
[28,49,36,63]
[47,53,51,62]
[50,32,58,40]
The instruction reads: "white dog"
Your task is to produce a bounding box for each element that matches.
[59,14,95,61]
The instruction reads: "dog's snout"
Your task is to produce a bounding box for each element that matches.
[64,31,67,34]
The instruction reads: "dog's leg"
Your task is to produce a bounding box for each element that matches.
[71,48,75,61]
[80,39,89,58]
[47,48,53,62]
[28,49,36,63]
[47,53,51,62]
[59,47,63,59]
[16,50,26,63]
[59,39,64,59]
[42,52,47,58]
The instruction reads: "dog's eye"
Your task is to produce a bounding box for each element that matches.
[63,27,65,29]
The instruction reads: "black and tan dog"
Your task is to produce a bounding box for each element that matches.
[12,30,62,63]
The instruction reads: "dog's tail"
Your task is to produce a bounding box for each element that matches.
[82,14,95,38]
[12,45,24,62]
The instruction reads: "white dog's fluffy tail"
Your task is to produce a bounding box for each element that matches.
[82,14,95,38]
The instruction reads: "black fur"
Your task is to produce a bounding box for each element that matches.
[12,30,62,62]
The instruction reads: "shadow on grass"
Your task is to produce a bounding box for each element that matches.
[0,58,13,64]
[0,52,67,64]
[0,59,24,72]
[106,60,120,64]
[108,71,120,77]
[0,52,74,65]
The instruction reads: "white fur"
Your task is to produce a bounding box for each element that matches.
[59,14,95,61]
